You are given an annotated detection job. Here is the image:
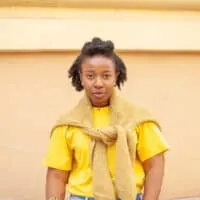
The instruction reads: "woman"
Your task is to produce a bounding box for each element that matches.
[44,37,169,200]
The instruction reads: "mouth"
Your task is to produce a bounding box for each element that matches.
[92,92,105,98]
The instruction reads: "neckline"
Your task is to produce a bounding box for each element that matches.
[92,106,109,110]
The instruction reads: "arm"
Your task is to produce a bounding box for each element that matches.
[142,153,165,200]
[43,127,73,200]
[46,167,70,200]
[136,122,169,200]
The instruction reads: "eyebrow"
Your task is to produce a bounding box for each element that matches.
[103,71,112,73]
[81,70,95,73]
[82,70,113,74]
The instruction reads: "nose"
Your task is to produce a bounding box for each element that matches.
[94,76,103,88]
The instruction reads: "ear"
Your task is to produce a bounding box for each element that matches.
[79,71,84,86]
[115,71,120,82]
[113,71,119,87]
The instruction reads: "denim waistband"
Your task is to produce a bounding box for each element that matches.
[70,193,142,200]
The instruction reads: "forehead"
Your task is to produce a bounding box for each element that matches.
[81,55,115,72]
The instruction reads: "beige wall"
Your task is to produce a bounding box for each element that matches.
[0,52,200,200]
[0,8,200,52]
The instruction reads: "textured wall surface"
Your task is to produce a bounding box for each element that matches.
[0,52,200,199]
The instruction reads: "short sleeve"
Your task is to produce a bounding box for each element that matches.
[136,122,169,162]
[43,126,72,171]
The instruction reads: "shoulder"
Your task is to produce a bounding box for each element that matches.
[136,121,161,135]
[50,109,78,138]
[51,99,82,133]
[50,124,81,147]
[117,95,149,113]
[118,96,157,125]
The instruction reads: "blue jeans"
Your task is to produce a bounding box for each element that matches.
[70,194,142,200]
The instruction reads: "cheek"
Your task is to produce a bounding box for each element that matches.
[109,74,118,85]
[104,82,115,92]
[107,77,117,86]
[82,80,93,89]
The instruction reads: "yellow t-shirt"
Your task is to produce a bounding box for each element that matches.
[44,107,169,197]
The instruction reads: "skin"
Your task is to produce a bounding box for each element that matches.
[45,55,165,200]
[45,168,69,200]
[143,154,165,200]
[80,55,118,107]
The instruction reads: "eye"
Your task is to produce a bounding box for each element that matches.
[86,74,95,80]
[103,74,112,80]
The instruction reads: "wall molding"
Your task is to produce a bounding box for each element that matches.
[1,0,200,11]
[0,8,200,52]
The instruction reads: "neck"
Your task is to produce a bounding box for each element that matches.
[91,100,110,108]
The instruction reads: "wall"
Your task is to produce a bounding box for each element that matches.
[0,8,200,51]
[1,52,200,200]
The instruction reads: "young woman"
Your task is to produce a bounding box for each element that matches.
[44,37,169,200]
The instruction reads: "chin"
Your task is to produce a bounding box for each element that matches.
[92,99,109,107]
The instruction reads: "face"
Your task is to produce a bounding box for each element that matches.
[80,55,118,107]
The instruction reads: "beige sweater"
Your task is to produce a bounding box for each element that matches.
[51,91,157,200]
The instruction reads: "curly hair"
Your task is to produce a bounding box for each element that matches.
[68,37,127,91]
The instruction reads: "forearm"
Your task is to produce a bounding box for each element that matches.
[143,166,163,200]
[142,154,165,200]
[46,168,69,200]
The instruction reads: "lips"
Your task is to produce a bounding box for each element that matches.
[92,92,105,98]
